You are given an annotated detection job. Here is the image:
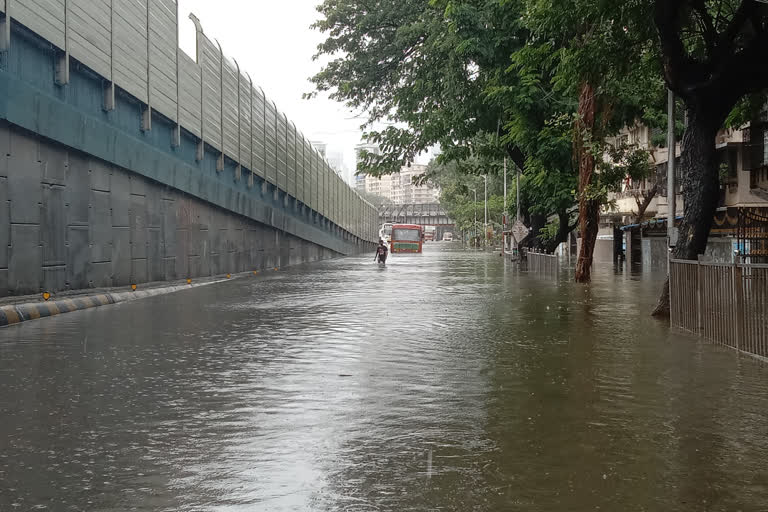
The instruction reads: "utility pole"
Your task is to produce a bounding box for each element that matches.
[484,174,488,248]
[667,89,677,251]
[503,157,507,256]
[473,188,477,249]
[515,161,521,257]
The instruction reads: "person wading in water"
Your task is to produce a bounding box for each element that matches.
[374,239,389,265]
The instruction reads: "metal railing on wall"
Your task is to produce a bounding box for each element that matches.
[525,250,559,278]
[670,259,768,357]
[0,0,378,244]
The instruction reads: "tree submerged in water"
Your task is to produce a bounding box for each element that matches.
[309,0,768,305]
[652,0,768,315]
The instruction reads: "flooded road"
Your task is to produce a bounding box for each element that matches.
[1,246,767,511]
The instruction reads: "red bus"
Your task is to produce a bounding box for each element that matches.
[390,224,423,253]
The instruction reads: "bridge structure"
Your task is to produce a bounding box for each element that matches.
[378,203,455,240]
[0,1,378,297]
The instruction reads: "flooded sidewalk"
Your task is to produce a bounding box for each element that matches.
[1,246,766,511]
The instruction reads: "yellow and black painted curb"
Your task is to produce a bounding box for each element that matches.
[0,278,228,328]
[0,294,115,327]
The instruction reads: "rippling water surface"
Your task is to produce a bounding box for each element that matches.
[1,246,767,511]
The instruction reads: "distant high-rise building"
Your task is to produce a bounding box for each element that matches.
[354,174,367,193]
[354,143,381,195]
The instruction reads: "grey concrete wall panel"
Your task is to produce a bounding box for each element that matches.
[148,0,178,121]
[7,152,42,225]
[42,184,66,266]
[89,189,112,263]
[111,171,130,227]
[65,154,89,225]
[112,226,131,285]
[174,225,189,278]
[113,0,149,103]
[148,227,162,280]
[40,141,68,186]
[145,184,162,228]
[160,196,175,256]
[201,36,222,151]
[90,261,112,288]
[130,193,148,260]
[12,0,66,49]
[9,224,42,294]
[129,173,146,197]
[69,0,111,78]
[0,177,8,269]
[131,255,148,284]
[66,225,89,289]
[43,266,66,294]
[89,157,111,192]
[178,51,202,138]
[221,59,238,158]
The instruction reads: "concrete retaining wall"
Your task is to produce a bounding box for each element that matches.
[0,121,339,297]
[0,22,375,297]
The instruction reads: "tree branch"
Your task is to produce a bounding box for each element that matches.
[654,0,689,91]
[691,0,718,57]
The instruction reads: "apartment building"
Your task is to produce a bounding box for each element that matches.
[363,163,440,204]
[594,119,768,267]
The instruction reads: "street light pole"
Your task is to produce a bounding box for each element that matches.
[484,174,488,248]
[667,89,677,251]
[472,188,477,249]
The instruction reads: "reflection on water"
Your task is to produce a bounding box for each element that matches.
[1,246,766,511]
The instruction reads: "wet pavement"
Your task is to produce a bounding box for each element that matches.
[1,245,767,511]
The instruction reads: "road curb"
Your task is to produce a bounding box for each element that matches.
[0,280,226,328]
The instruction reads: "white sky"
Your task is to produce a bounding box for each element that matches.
[177,0,433,185]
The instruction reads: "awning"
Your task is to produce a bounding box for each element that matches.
[619,215,683,232]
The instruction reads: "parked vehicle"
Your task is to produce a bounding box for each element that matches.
[442,232,453,242]
[424,225,437,241]
[391,224,423,253]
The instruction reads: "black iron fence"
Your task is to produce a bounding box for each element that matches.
[670,259,768,357]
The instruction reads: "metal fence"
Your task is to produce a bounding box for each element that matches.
[525,250,559,278]
[670,259,768,357]
[0,0,377,243]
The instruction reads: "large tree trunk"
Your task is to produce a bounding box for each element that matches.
[574,81,598,283]
[519,212,547,251]
[542,209,575,254]
[651,102,728,316]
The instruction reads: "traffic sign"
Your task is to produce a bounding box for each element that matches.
[510,220,529,243]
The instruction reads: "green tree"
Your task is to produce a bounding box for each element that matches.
[309,0,526,175]
[652,0,768,315]
[519,0,660,281]
[310,0,581,251]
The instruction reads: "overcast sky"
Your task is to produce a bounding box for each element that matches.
[175,0,376,184]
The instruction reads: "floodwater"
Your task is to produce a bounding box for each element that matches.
[1,246,767,511]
